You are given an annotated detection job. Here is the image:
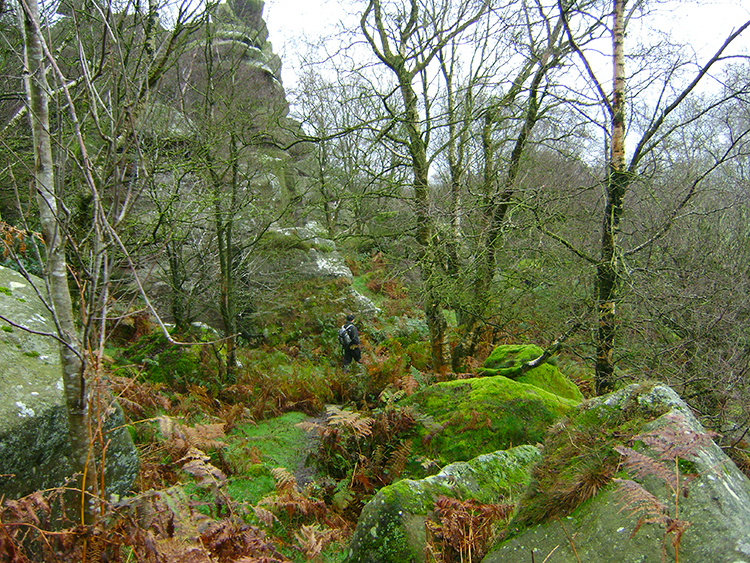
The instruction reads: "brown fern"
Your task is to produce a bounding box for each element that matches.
[613,479,669,535]
[158,416,227,453]
[326,406,373,438]
[260,469,327,522]
[178,447,227,487]
[293,524,339,561]
[270,467,297,493]
[614,413,714,563]
[425,496,513,563]
[613,446,678,490]
[386,440,412,479]
[633,413,716,462]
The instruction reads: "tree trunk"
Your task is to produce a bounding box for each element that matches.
[595,0,627,395]
[399,74,448,373]
[18,0,93,522]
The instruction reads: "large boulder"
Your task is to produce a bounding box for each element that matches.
[0,266,138,500]
[484,383,750,563]
[254,225,379,316]
[403,369,581,467]
[345,445,542,563]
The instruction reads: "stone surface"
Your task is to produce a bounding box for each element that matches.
[345,445,542,563]
[256,225,379,316]
[483,383,750,563]
[0,266,138,500]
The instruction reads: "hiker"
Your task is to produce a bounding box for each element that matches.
[339,314,361,371]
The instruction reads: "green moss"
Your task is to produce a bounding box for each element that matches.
[258,229,312,252]
[0,286,11,296]
[1,325,12,332]
[227,412,309,471]
[346,446,542,563]
[477,344,584,402]
[22,350,40,358]
[226,467,276,504]
[480,344,545,376]
[516,364,583,402]
[405,376,578,466]
[117,330,206,387]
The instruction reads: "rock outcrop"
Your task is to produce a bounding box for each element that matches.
[485,383,750,563]
[403,346,582,467]
[253,224,379,317]
[0,266,138,500]
[345,445,542,563]
[478,344,583,402]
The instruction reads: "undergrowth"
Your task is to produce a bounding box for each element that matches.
[511,386,669,528]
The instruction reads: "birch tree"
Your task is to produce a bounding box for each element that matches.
[17,0,91,519]
[557,0,750,394]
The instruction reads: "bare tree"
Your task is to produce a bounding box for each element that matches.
[557,0,750,394]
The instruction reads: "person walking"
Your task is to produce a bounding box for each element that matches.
[339,314,361,371]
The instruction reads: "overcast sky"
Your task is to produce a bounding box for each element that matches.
[264,0,750,89]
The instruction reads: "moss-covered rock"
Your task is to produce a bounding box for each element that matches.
[484,384,750,563]
[405,375,579,466]
[345,445,541,563]
[0,266,138,500]
[478,344,583,402]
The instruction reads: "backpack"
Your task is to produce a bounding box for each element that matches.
[338,324,352,347]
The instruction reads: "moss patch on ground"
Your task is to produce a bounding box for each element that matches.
[227,411,309,470]
[223,411,313,506]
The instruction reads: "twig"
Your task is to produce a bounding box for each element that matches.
[540,544,560,563]
[556,517,581,563]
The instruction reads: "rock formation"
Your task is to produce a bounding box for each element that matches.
[0,266,138,500]
[486,383,750,563]
[346,446,542,563]
[344,380,750,563]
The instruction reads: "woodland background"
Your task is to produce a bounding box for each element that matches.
[1,0,750,560]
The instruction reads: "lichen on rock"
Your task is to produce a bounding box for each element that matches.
[0,266,138,501]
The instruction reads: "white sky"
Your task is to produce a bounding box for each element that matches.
[264,0,750,90]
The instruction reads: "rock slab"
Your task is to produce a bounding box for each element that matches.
[0,266,138,500]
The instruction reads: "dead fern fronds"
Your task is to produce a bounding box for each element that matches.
[613,413,715,563]
[425,496,513,563]
[387,440,412,479]
[178,447,227,487]
[270,467,297,493]
[633,413,716,463]
[294,524,338,561]
[253,506,278,528]
[613,446,678,490]
[158,416,227,453]
[326,405,373,439]
[201,518,289,563]
[613,479,669,534]
[296,420,326,435]
[396,375,419,395]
